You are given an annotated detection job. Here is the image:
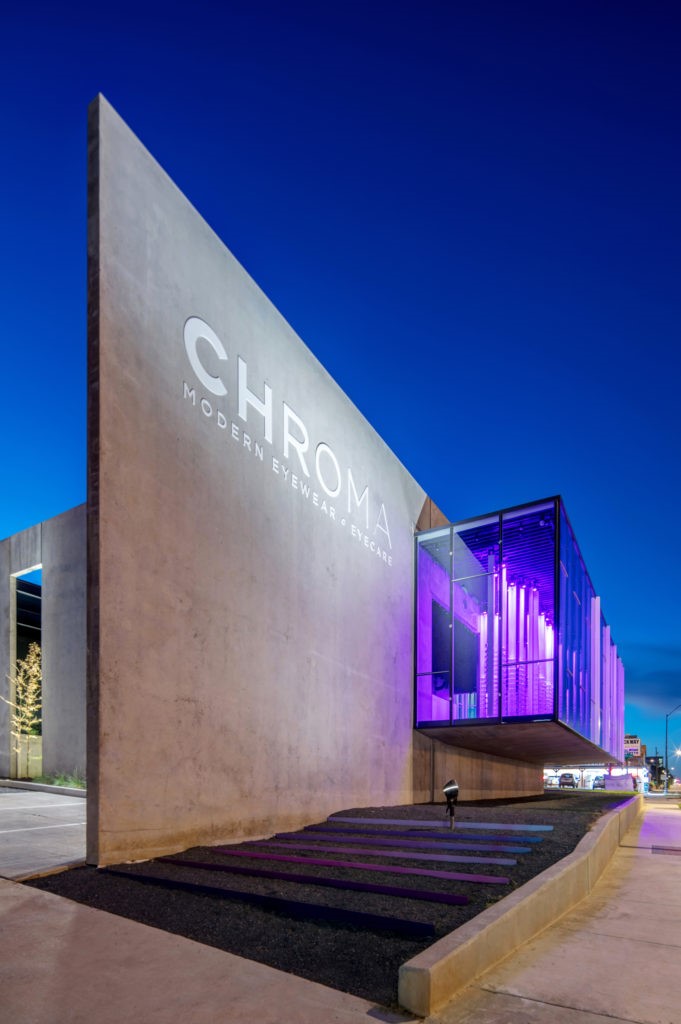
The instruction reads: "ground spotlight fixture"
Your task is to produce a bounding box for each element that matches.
[443,779,459,829]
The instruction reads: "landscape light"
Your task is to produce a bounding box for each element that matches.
[443,778,459,829]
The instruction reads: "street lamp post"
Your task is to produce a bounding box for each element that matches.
[664,703,681,794]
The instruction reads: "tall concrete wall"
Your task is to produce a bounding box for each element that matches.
[42,506,87,777]
[87,97,540,866]
[88,96,428,864]
[0,509,86,779]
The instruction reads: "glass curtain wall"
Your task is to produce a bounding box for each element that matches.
[415,497,624,758]
[558,506,625,758]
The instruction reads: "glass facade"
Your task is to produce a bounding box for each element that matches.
[414,497,624,760]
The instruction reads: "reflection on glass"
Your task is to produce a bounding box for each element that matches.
[414,498,624,761]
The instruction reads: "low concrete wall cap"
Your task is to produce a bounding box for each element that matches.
[398,795,642,1017]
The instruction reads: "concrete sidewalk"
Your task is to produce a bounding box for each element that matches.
[0,877,414,1024]
[428,799,681,1024]
[0,785,86,879]
[0,799,677,1023]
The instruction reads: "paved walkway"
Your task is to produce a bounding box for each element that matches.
[428,798,681,1024]
[0,796,678,1022]
[0,786,86,879]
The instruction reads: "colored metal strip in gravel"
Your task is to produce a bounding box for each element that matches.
[102,868,435,938]
[212,846,510,884]
[392,829,543,845]
[306,823,543,844]
[292,828,533,853]
[161,856,469,905]
[259,839,517,867]
[329,816,553,832]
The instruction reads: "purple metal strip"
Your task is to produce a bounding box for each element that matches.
[162,857,469,905]
[212,847,509,884]
[286,829,533,853]
[306,823,542,845]
[259,839,516,867]
[329,816,553,832]
[103,868,435,937]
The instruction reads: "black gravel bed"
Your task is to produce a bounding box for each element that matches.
[25,791,629,1009]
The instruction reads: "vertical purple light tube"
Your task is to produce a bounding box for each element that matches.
[546,621,555,714]
[528,587,539,715]
[499,566,507,718]
[489,568,500,719]
[590,596,601,745]
[479,611,488,718]
[493,610,500,717]
[507,581,517,716]
[518,584,527,714]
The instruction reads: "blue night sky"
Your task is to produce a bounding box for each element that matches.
[1,3,679,760]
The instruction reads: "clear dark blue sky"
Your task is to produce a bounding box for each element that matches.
[1,2,679,759]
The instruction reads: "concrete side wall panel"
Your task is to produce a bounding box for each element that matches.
[0,539,11,777]
[8,525,41,577]
[42,506,87,777]
[88,97,542,864]
[412,731,543,803]
[1,513,86,780]
[89,97,432,864]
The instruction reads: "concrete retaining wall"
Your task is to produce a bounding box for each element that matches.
[398,794,643,1016]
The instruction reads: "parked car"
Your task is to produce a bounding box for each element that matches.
[592,775,605,789]
[559,772,577,788]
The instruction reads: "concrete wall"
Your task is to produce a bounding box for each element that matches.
[42,506,87,777]
[0,508,86,779]
[399,794,643,1015]
[87,96,540,866]
[412,731,542,803]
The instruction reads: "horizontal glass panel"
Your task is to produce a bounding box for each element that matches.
[451,572,498,720]
[416,542,451,675]
[502,660,554,717]
[415,673,451,725]
[452,515,499,581]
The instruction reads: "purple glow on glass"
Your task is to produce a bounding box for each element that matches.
[415,540,451,722]
[415,499,625,761]
[500,572,554,718]
[479,611,489,717]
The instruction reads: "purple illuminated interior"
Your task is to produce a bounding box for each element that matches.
[415,498,624,761]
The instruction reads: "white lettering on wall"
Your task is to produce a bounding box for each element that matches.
[182,315,395,568]
[283,402,310,478]
[184,317,228,397]
[238,356,273,443]
[315,442,341,498]
[375,503,392,550]
[347,467,369,529]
